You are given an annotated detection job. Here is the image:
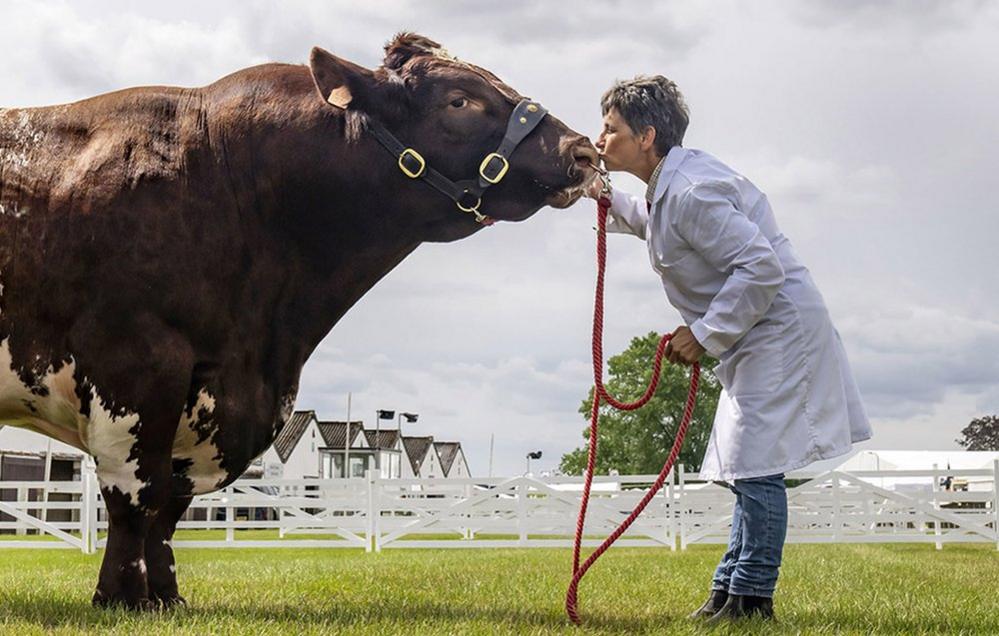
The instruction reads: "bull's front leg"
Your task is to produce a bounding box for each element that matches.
[75,315,196,610]
[92,453,173,610]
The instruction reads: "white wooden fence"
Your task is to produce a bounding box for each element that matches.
[1,463,997,554]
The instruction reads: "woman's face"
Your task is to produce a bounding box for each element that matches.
[595,108,644,173]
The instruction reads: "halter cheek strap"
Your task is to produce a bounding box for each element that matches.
[366,98,549,224]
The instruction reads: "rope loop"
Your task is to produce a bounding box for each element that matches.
[566,194,701,625]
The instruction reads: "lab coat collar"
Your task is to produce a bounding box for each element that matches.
[649,145,689,208]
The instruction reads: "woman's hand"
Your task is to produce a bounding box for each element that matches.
[665,326,705,366]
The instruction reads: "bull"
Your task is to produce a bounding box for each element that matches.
[0,32,597,608]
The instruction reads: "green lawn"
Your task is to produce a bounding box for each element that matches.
[0,543,997,635]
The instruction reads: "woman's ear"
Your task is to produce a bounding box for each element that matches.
[640,126,658,153]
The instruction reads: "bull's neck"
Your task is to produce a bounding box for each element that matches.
[209,73,453,360]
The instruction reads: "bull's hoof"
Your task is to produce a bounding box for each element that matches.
[91,589,156,611]
[150,592,188,610]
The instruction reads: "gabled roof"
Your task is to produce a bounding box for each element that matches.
[273,411,317,463]
[433,442,461,476]
[364,429,401,450]
[402,436,434,475]
[316,421,366,449]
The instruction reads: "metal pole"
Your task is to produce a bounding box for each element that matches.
[375,410,381,473]
[489,434,494,478]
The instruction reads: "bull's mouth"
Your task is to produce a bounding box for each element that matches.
[545,186,587,209]
[535,165,597,209]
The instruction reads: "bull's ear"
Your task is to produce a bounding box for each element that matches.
[309,46,375,110]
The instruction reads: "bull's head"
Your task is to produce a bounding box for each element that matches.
[308,33,598,231]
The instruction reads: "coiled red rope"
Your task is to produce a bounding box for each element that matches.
[565,193,701,625]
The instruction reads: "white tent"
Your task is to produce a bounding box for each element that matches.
[831,450,999,492]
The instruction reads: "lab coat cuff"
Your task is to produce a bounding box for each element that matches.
[690,319,729,358]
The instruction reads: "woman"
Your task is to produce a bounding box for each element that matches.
[589,76,872,622]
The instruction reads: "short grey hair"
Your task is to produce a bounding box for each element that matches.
[601,75,689,157]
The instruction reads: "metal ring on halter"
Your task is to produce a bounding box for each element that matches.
[589,161,611,197]
[455,195,488,223]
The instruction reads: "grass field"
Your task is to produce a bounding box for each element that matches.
[0,541,997,635]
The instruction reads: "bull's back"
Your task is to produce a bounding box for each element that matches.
[0,87,206,218]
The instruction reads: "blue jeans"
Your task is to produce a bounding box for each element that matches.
[711,473,788,598]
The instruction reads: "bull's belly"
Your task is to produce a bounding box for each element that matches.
[0,337,89,450]
[2,337,230,497]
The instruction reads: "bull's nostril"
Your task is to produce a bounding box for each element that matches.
[573,145,600,167]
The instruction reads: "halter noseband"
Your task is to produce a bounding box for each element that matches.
[366,98,549,225]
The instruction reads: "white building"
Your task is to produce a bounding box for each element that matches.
[433,441,470,478]
[363,429,404,479]
[400,436,470,478]
[315,419,370,479]
[251,412,474,480]
[251,410,325,480]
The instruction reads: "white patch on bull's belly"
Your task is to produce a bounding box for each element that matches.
[0,337,87,450]
[82,388,146,508]
[172,388,226,495]
[1,338,150,507]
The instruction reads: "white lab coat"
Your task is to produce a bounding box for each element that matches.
[606,147,871,481]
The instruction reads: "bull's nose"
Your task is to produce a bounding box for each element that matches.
[573,144,600,169]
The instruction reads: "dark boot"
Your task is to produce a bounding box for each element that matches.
[688,589,728,619]
[705,593,775,623]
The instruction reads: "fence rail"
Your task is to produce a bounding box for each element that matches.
[1,462,996,553]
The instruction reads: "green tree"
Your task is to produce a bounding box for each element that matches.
[560,332,722,475]
[956,415,999,451]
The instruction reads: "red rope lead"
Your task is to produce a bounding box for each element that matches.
[565,194,701,625]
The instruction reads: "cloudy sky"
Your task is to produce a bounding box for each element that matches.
[2,1,997,476]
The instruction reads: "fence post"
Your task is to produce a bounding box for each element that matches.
[993,460,999,552]
[367,469,376,553]
[666,467,676,551]
[464,481,473,541]
[225,487,234,544]
[517,479,528,546]
[678,464,687,550]
[931,463,942,550]
[81,462,98,554]
[831,472,841,542]
[15,486,27,536]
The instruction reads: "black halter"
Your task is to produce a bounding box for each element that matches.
[366,98,549,224]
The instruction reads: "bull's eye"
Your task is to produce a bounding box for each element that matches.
[449,96,468,109]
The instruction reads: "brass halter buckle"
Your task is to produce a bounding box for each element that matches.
[479,153,510,184]
[398,148,426,178]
